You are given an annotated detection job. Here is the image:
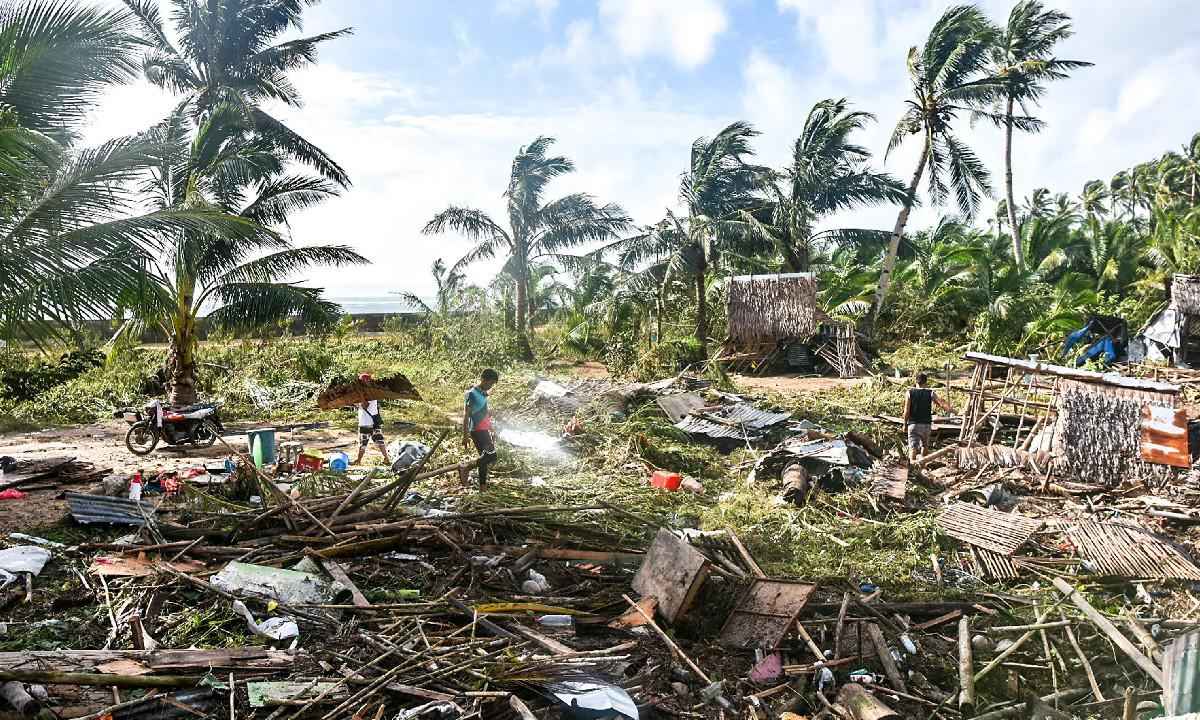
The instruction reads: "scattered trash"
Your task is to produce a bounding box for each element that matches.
[211,561,344,605]
[232,600,300,642]
[0,488,26,500]
[0,546,50,576]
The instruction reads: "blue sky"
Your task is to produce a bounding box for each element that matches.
[90,0,1200,300]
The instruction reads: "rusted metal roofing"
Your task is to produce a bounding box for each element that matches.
[674,403,791,440]
[1141,404,1191,467]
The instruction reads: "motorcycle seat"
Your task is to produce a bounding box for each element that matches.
[172,403,216,413]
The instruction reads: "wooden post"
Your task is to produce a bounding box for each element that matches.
[958,616,975,714]
[833,592,850,660]
[865,623,905,693]
[1053,577,1164,687]
[1122,686,1135,720]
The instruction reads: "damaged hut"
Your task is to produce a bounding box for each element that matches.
[955,352,1190,488]
[1129,273,1200,366]
[724,273,865,377]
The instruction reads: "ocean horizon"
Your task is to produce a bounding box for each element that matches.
[330,296,431,315]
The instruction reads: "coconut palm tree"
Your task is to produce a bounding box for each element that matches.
[422,136,631,360]
[121,0,350,186]
[113,0,364,404]
[982,0,1090,268]
[770,99,908,272]
[398,258,466,319]
[874,5,998,318]
[0,1,270,341]
[116,108,366,404]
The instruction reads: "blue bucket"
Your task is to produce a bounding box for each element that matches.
[328,452,349,472]
[247,428,277,467]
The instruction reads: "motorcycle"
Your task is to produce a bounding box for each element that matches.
[116,400,225,456]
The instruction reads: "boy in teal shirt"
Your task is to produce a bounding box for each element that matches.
[463,369,499,487]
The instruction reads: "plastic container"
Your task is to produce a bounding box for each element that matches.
[328,452,349,473]
[650,470,682,491]
[295,453,323,473]
[247,428,277,467]
[128,473,142,502]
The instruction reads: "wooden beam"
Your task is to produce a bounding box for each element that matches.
[1052,577,1163,687]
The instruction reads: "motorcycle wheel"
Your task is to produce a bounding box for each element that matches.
[195,419,220,448]
[125,422,159,455]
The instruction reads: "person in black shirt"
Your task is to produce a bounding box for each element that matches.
[903,372,953,462]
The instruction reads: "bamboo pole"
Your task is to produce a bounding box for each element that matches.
[1052,577,1163,687]
[957,616,974,714]
[1061,611,1103,702]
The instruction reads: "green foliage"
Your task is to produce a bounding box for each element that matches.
[0,349,103,401]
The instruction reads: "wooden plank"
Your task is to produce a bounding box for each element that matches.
[1140,405,1190,468]
[631,529,710,625]
[314,557,371,609]
[865,623,906,693]
[964,352,1180,394]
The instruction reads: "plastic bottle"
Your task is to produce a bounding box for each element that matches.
[128,472,142,502]
[536,615,574,629]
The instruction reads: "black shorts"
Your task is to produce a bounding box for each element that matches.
[471,429,496,456]
[359,426,384,447]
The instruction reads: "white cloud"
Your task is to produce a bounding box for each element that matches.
[598,0,728,69]
[778,0,882,85]
[496,0,559,25]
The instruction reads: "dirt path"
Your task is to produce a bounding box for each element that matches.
[0,421,356,533]
[731,373,870,395]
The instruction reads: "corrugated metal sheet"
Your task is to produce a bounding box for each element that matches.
[64,492,156,526]
[656,393,707,423]
[1141,404,1191,467]
[674,403,791,440]
[1165,631,1200,715]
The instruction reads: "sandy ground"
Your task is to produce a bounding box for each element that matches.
[0,421,359,533]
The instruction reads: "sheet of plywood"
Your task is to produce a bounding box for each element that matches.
[719,579,816,650]
[1140,405,1190,468]
[631,529,710,625]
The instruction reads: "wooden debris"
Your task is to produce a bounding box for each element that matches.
[835,682,898,720]
[936,502,1042,556]
[631,529,711,625]
[1066,520,1200,581]
[316,374,420,409]
[720,579,816,650]
[1052,577,1164,687]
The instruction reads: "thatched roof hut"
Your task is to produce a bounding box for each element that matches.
[726,273,818,346]
[1172,274,1200,316]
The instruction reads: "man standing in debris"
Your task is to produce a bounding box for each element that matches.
[903,372,952,462]
[353,373,391,466]
[463,369,499,487]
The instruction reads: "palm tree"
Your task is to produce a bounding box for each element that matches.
[398,259,466,319]
[677,122,772,350]
[770,99,908,272]
[0,1,268,341]
[874,5,998,318]
[115,0,363,404]
[121,0,350,186]
[422,136,631,360]
[983,0,1090,268]
[117,109,366,404]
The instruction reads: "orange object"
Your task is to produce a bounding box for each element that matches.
[295,453,323,472]
[650,470,682,491]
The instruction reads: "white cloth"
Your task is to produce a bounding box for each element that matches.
[357,400,379,427]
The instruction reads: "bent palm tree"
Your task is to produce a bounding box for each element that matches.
[983,0,1090,268]
[423,136,631,359]
[874,5,997,318]
[772,99,908,272]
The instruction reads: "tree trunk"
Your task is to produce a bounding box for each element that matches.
[781,233,807,273]
[694,269,708,357]
[872,141,929,322]
[166,331,197,407]
[1004,98,1024,269]
[514,252,534,361]
[166,292,198,407]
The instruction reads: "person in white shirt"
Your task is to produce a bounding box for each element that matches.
[352,374,391,465]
